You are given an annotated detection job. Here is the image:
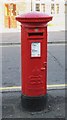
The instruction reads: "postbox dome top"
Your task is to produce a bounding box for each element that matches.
[16,12,52,24]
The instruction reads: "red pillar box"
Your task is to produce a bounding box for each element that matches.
[16,12,52,111]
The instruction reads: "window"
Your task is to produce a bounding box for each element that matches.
[56,4,59,14]
[41,4,45,12]
[51,4,55,14]
[36,4,40,11]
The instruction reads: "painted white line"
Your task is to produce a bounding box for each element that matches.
[0,84,67,92]
[47,84,67,87]
[0,86,21,90]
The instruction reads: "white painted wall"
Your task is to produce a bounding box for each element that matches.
[0,2,4,32]
[0,0,65,33]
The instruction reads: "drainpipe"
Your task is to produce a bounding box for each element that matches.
[31,0,32,11]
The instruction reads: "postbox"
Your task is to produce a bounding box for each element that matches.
[16,12,52,111]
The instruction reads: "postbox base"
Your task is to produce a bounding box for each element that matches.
[21,94,47,111]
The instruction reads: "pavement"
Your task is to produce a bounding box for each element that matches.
[0,24,66,44]
[1,88,66,119]
[1,31,66,44]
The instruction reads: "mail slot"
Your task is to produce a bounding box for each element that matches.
[16,12,52,111]
[28,32,43,36]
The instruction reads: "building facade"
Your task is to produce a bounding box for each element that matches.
[0,0,27,29]
[0,0,66,30]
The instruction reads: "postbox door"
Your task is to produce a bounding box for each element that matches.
[25,28,47,96]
